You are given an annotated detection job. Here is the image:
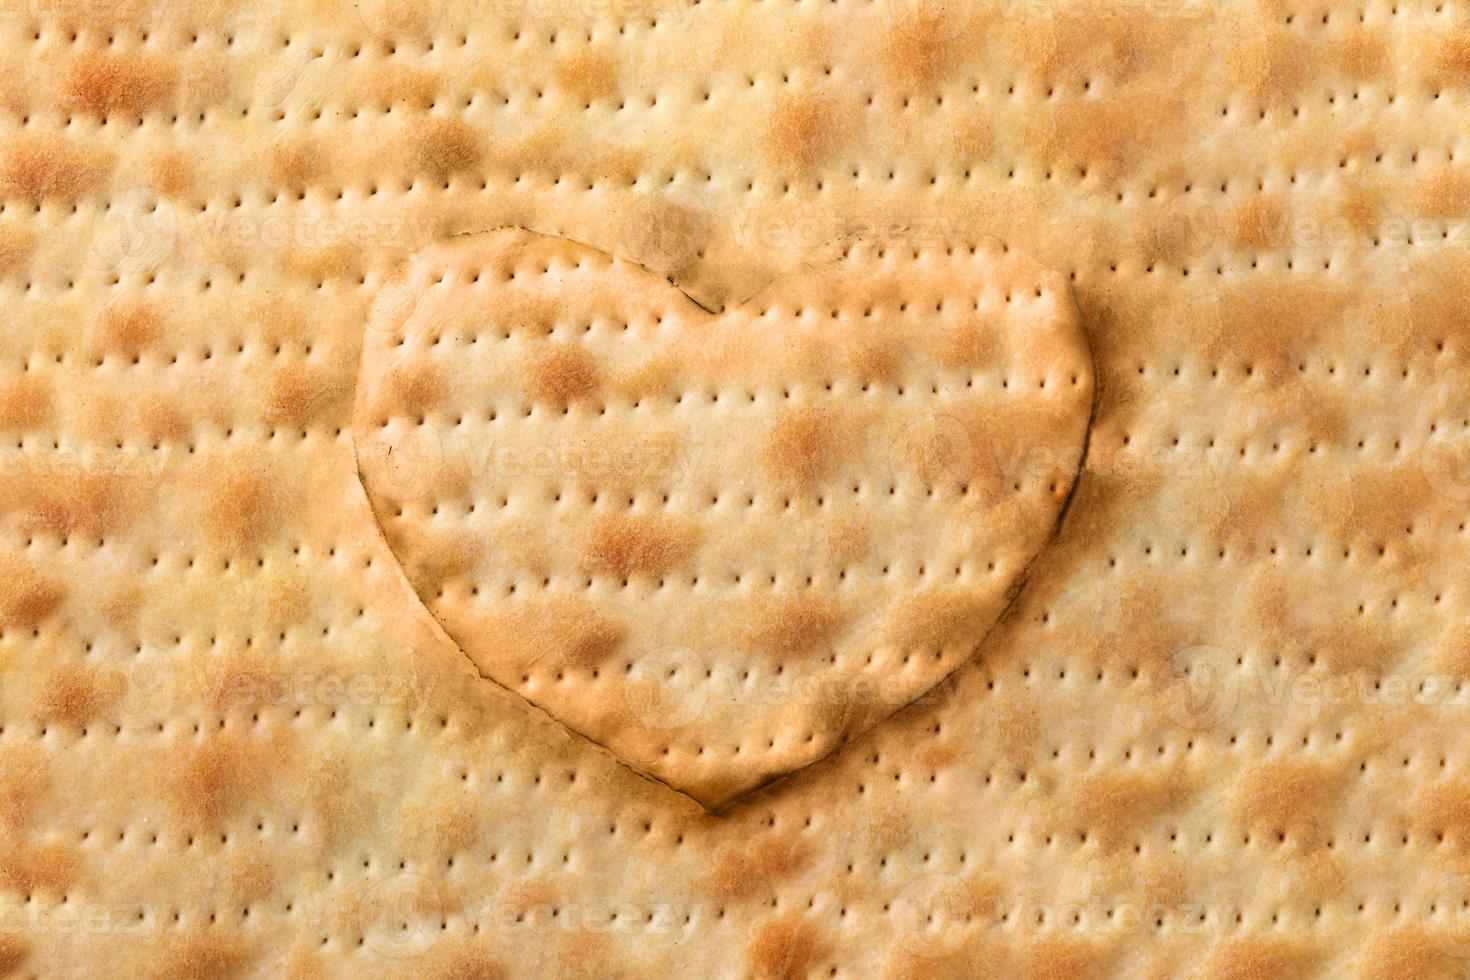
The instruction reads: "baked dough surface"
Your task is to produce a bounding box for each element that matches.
[0,1,1467,976]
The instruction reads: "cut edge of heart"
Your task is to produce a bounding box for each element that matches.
[349,226,1096,812]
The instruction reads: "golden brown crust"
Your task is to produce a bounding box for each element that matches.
[1,0,1468,975]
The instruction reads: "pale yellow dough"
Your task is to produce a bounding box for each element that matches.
[0,0,1468,977]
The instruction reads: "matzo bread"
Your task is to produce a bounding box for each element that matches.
[352,228,1092,806]
[1,0,1469,977]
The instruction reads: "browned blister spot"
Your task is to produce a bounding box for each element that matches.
[1212,276,1352,380]
[1411,778,1470,845]
[884,588,993,653]
[268,362,352,428]
[1234,758,1343,838]
[420,944,506,980]
[203,653,285,713]
[1228,27,1309,103]
[162,730,289,825]
[1312,465,1422,553]
[64,49,177,115]
[761,406,836,488]
[1337,25,1385,80]
[706,837,809,901]
[224,847,278,906]
[581,512,696,579]
[1,135,110,201]
[202,469,280,550]
[1033,89,1187,182]
[0,223,34,276]
[525,341,601,406]
[0,840,78,897]
[411,799,480,857]
[411,117,483,181]
[745,915,825,979]
[1021,936,1113,980]
[1357,926,1458,980]
[1201,937,1315,980]
[149,932,250,980]
[1435,622,1470,679]
[937,309,1002,369]
[554,48,617,103]
[1069,766,1190,847]
[816,513,870,565]
[0,555,64,629]
[147,148,195,198]
[92,299,164,359]
[41,664,121,727]
[0,744,47,832]
[1230,194,1285,251]
[878,7,960,87]
[139,397,189,444]
[401,527,478,595]
[860,801,913,851]
[844,334,904,383]
[1414,165,1470,219]
[986,688,1042,768]
[1246,558,1393,675]
[903,410,988,490]
[368,63,442,108]
[104,581,144,631]
[764,92,844,173]
[746,592,844,659]
[0,376,53,431]
[0,935,26,975]
[469,595,625,672]
[1435,28,1470,83]
[1336,179,1382,238]
[266,133,323,188]
[22,469,138,540]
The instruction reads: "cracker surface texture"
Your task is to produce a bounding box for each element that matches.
[354,228,1091,806]
[1,0,1468,977]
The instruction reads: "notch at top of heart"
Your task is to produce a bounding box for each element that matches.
[353,227,1094,808]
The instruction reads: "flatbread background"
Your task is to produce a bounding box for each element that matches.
[351,227,1093,808]
[1,0,1468,976]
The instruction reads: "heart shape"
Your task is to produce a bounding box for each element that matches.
[352,229,1093,807]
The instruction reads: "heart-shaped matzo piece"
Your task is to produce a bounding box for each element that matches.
[353,229,1093,807]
